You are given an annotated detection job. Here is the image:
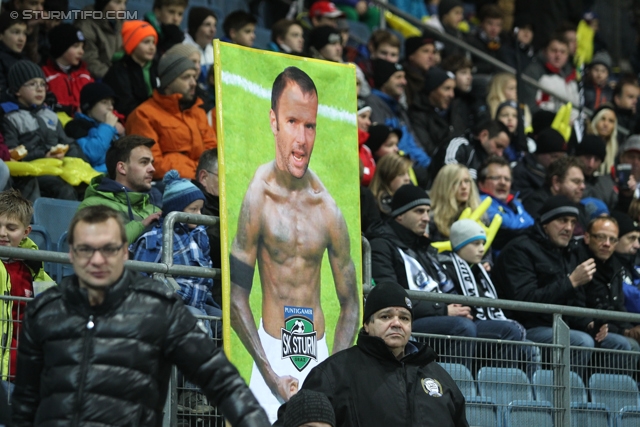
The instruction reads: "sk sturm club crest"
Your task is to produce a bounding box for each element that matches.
[282,306,318,371]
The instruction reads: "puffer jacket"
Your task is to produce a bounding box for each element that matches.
[492,222,591,331]
[273,332,469,427]
[11,270,270,427]
[42,59,94,115]
[78,175,160,243]
[125,90,217,180]
[74,5,122,79]
[0,101,84,161]
[0,237,53,382]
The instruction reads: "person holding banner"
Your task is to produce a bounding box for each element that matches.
[229,66,359,417]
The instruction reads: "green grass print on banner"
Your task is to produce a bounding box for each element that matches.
[217,42,362,381]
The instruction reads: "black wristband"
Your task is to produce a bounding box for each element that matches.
[230,253,255,291]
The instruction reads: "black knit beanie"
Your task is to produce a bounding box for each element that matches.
[80,82,116,113]
[390,184,431,217]
[188,7,217,40]
[423,67,455,95]
[439,0,464,18]
[8,60,45,93]
[372,58,403,89]
[611,211,640,237]
[283,390,336,427]
[574,135,606,162]
[48,24,85,60]
[94,0,110,12]
[364,282,413,323]
[365,124,403,154]
[535,128,567,154]
[404,36,435,58]
[539,195,579,224]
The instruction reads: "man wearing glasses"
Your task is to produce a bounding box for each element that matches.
[10,205,270,427]
[580,215,639,357]
[477,156,534,255]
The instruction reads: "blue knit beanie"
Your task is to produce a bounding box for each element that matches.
[162,170,205,214]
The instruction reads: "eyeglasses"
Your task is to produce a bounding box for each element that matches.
[486,175,512,183]
[569,178,585,186]
[22,81,48,90]
[205,169,218,177]
[589,234,619,244]
[72,244,124,259]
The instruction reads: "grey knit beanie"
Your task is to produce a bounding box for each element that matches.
[158,54,198,89]
[8,60,45,93]
[450,219,486,252]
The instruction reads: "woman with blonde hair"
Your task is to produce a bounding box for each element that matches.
[588,104,618,175]
[369,154,413,217]
[486,72,532,129]
[430,164,481,240]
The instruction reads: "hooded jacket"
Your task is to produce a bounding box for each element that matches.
[125,90,217,180]
[1,101,84,161]
[367,220,450,319]
[0,237,53,382]
[273,332,468,427]
[492,222,591,331]
[74,5,123,79]
[10,270,270,427]
[42,59,94,115]
[78,175,160,243]
[366,89,431,168]
[65,112,118,173]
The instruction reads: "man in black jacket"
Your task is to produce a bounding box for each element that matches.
[367,184,497,361]
[11,205,270,427]
[273,282,469,427]
[580,216,638,357]
[492,196,619,367]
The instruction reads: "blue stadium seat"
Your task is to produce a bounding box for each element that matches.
[33,198,81,248]
[466,396,499,427]
[347,20,371,46]
[56,231,74,283]
[29,225,51,252]
[617,406,640,427]
[532,370,588,404]
[589,374,640,414]
[571,402,610,427]
[477,367,534,406]
[253,26,272,51]
[439,362,477,399]
[503,400,553,427]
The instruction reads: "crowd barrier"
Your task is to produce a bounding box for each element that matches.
[1,214,640,426]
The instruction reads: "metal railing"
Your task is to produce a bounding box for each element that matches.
[1,216,639,426]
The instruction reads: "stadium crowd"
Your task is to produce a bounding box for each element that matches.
[1,0,640,425]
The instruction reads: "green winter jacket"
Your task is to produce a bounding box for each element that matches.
[79,175,160,244]
[0,237,54,381]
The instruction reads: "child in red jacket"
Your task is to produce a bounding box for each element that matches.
[42,23,93,115]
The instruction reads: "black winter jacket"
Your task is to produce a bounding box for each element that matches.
[511,152,546,201]
[273,332,469,427]
[0,41,23,98]
[367,220,449,319]
[408,94,468,157]
[578,243,634,334]
[11,270,270,427]
[492,223,591,331]
[102,55,159,117]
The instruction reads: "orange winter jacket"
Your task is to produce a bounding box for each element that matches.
[125,91,217,179]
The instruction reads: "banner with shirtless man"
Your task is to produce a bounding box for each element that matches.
[214,41,362,421]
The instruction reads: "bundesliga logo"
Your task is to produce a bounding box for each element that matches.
[281,306,317,372]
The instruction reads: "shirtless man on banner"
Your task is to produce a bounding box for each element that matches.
[229,66,359,419]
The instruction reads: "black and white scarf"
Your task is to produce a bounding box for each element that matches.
[450,253,507,321]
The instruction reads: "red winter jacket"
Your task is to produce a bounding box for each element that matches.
[42,59,94,115]
[359,128,376,186]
